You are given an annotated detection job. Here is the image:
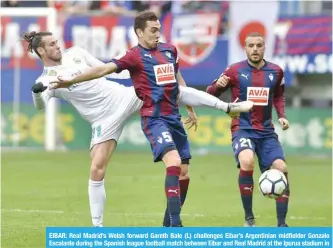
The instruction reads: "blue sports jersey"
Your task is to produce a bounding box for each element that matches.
[111,43,180,117]
[207,60,286,137]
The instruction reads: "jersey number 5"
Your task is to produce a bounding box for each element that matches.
[162,131,173,142]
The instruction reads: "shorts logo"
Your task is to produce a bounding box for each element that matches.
[247,87,270,106]
[153,63,176,85]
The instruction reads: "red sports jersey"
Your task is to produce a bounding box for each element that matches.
[207,60,285,135]
[111,43,179,117]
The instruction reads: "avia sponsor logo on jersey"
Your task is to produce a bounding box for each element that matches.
[153,63,176,85]
[247,87,270,106]
[171,13,220,65]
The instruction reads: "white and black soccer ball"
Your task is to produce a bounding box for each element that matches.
[258,169,287,199]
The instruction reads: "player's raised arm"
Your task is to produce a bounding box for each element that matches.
[50,62,118,89]
[50,48,137,89]
[206,67,233,97]
[31,81,53,110]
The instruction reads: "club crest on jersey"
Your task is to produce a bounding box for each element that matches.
[165,51,171,59]
[269,73,274,81]
[171,13,220,65]
[247,87,270,106]
[153,63,176,85]
[48,70,57,76]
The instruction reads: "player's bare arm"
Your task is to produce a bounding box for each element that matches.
[50,62,118,89]
[176,70,198,131]
[206,70,232,97]
[31,82,51,110]
[216,74,230,88]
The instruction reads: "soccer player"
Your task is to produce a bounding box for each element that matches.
[206,32,290,227]
[49,11,253,227]
[24,30,251,227]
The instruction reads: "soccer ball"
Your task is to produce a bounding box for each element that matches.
[258,169,287,199]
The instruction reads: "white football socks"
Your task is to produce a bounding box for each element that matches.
[179,86,229,112]
[88,179,106,227]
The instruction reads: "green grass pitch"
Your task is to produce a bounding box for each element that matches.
[1,151,332,247]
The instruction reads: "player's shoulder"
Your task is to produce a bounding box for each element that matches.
[129,46,140,53]
[35,68,58,85]
[227,60,248,72]
[63,46,86,55]
[158,42,175,49]
[35,71,49,85]
[122,46,140,57]
[158,42,176,52]
[265,60,283,73]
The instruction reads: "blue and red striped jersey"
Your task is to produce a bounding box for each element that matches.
[207,60,285,135]
[111,43,180,117]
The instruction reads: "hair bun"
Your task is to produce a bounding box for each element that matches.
[22,31,36,42]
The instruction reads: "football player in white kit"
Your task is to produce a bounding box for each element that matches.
[23,31,253,227]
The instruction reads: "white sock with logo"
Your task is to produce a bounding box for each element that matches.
[88,179,106,227]
[179,86,229,112]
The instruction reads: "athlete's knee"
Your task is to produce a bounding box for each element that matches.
[90,141,116,180]
[238,149,255,170]
[162,148,182,168]
[271,159,287,172]
[90,159,108,180]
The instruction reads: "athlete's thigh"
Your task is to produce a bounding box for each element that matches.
[256,135,285,173]
[141,117,176,162]
[90,139,117,167]
[167,116,191,162]
[232,130,256,168]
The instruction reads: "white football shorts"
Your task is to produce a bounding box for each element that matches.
[89,87,142,150]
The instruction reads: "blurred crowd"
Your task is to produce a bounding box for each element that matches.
[1,1,229,34]
[1,1,228,17]
[1,0,331,36]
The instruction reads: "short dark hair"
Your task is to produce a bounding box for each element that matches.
[21,31,53,58]
[245,32,264,39]
[134,10,158,36]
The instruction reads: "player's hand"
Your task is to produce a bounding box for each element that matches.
[184,106,198,131]
[278,118,289,130]
[31,82,47,93]
[216,74,230,88]
[49,76,74,89]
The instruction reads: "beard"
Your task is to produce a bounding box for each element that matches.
[248,55,263,64]
[47,51,62,62]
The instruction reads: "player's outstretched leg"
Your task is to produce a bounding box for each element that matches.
[178,86,253,115]
[237,150,256,227]
[271,159,290,227]
[163,150,183,227]
[89,140,117,227]
[163,164,190,227]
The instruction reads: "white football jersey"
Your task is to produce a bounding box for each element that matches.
[34,46,132,124]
